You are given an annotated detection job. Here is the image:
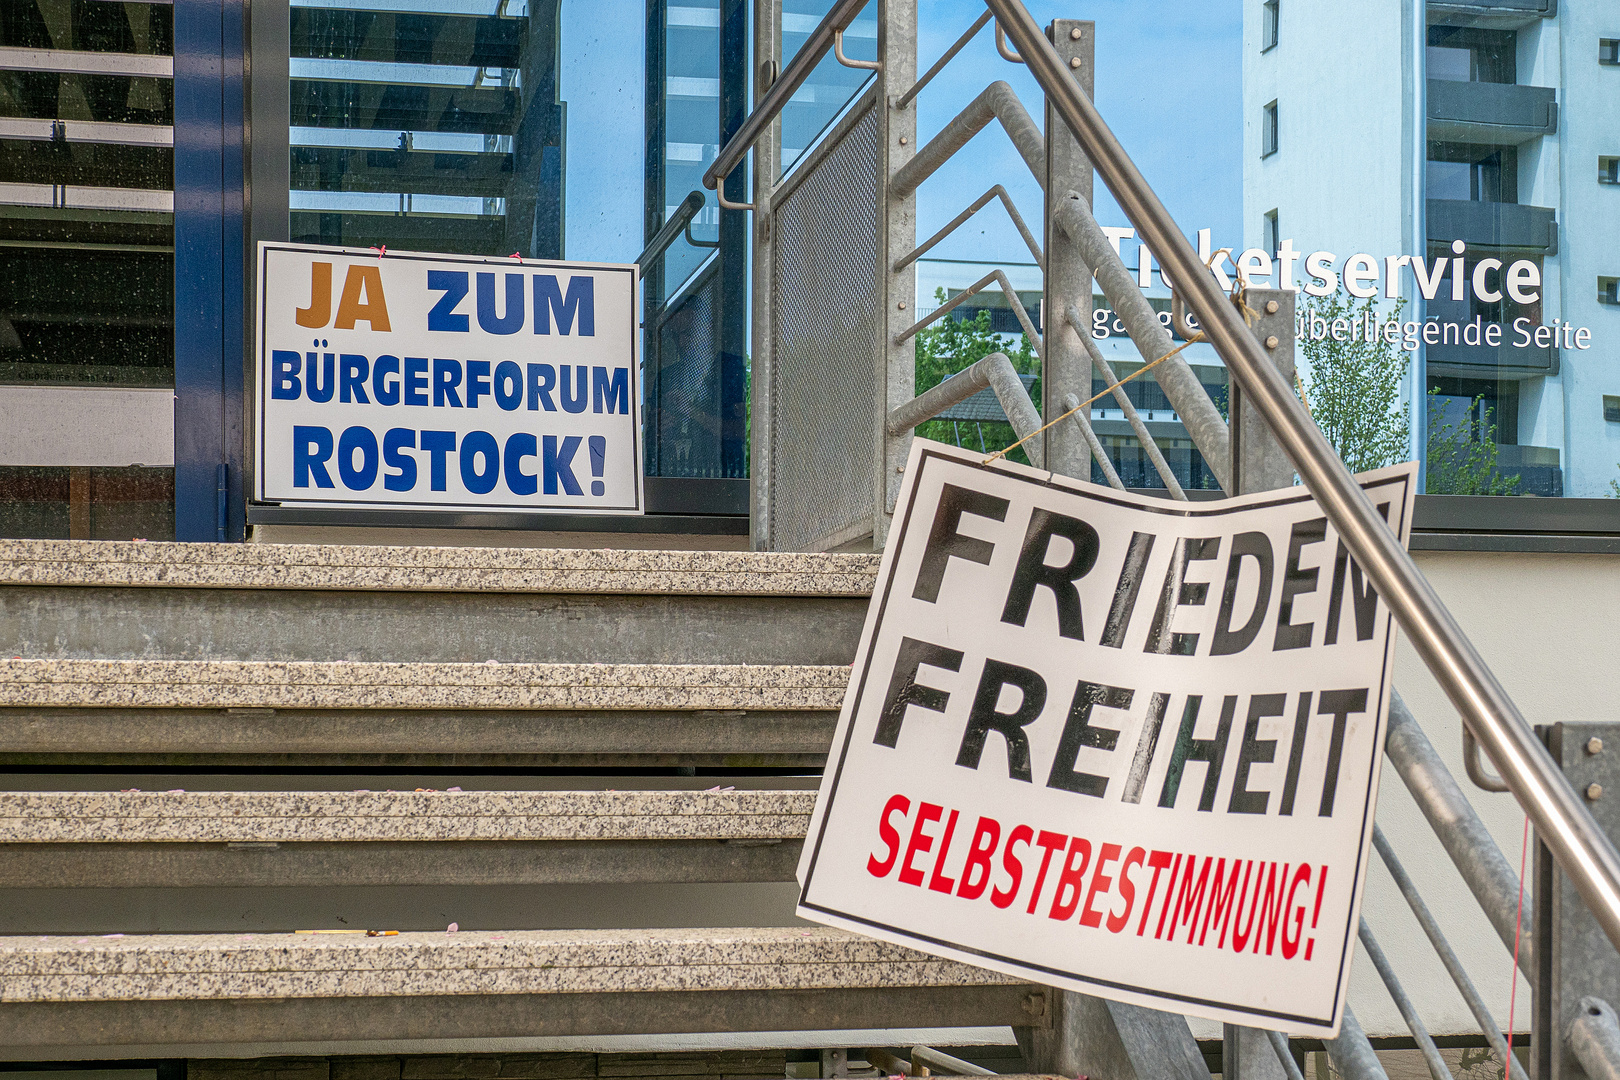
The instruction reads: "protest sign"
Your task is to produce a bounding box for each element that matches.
[255,243,641,515]
[797,439,1416,1036]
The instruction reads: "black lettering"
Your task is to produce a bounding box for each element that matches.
[1121,691,1173,804]
[1000,509,1100,640]
[873,637,964,748]
[1210,531,1274,655]
[1278,691,1313,816]
[1228,693,1286,814]
[1144,537,1221,656]
[1100,531,1155,648]
[1047,681,1133,798]
[1273,518,1327,650]
[1158,694,1236,811]
[1324,537,1381,645]
[956,659,1046,782]
[1316,688,1368,816]
[913,484,1010,602]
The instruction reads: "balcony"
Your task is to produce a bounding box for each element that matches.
[1425,0,1555,30]
[1427,79,1556,144]
[1427,198,1556,252]
[1424,293,1558,379]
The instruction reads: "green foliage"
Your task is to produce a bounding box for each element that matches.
[913,289,1040,466]
[1424,389,1522,496]
[1298,293,1412,473]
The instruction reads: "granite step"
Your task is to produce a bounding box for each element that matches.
[0,789,815,887]
[0,658,848,768]
[0,539,879,666]
[0,927,1043,1052]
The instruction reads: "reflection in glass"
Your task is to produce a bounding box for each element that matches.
[778,0,874,176]
[289,0,565,258]
[0,0,174,388]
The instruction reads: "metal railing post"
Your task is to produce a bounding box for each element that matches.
[874,0,918,545]
[1040,19,1092,480]
[748,0,781,551]
[1229,288,1295,494]
[986,0,1620,957]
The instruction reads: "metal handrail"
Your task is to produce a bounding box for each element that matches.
[636,190,707,273]
[702,0,869,193]
[986,0,1620,955]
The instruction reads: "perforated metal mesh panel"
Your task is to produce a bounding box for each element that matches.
[647,264,726,477]
[769,105,879,551]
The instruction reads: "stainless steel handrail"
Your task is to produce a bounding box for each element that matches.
[985,0,1620,955]
[702,0,870,192]
[636,190,707,272]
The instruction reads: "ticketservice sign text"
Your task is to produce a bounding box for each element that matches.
[797,441,1417,1036]
[255,242,641,514]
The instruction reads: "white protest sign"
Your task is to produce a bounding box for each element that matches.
[255,242,642,514]
[797,439,1417,1037]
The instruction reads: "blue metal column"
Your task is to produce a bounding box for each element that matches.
[717,0,748,478]
[174,0,246,542]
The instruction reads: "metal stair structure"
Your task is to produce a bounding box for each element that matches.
[4,0,1620,1076]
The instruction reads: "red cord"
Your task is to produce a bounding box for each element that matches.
[1506,814,1529,1080]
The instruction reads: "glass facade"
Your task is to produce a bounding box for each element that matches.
[288,0,562,259]
[1,0,1618,540]
[0,0,176,539]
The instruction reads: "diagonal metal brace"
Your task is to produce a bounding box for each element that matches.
[894,268,1041,355]
[1064,301,1185,499]
[889,80,1044,198]
[886,351,1044,469]
[1051,189,1230,490]
[895,184,1042,272]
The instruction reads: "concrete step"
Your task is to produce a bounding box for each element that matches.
[0,540,878,666]
[0,927,1042,1052]
[0,789,814,886]
[0,658,847,767]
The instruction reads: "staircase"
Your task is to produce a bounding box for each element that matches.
[0,538,1055,1064]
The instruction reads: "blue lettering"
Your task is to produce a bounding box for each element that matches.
[383,427,416,491]
[560,364,588,414]
[533,275,595,336]
[544,434,584,495]
[494,361,523,411]
[420,430,456,490]
[293,425,335,488]
[271,350,302,399]
[427,270,470,332]
[592,366,629,414]
[337,425,379,489]
[477,272,525,335]
[405,357,429,406]
[306,352,336,403]
[433,358,464,408]
[527,363,557,411]
[340,354,370,404]
[466,360,492,409]
[460,430,500,494]
[504,432,538,495]
[373,355,401,406]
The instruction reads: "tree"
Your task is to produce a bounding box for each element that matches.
[1425,390,1521,495]
[912,288,1040,466]
[1297,293,1411,473]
